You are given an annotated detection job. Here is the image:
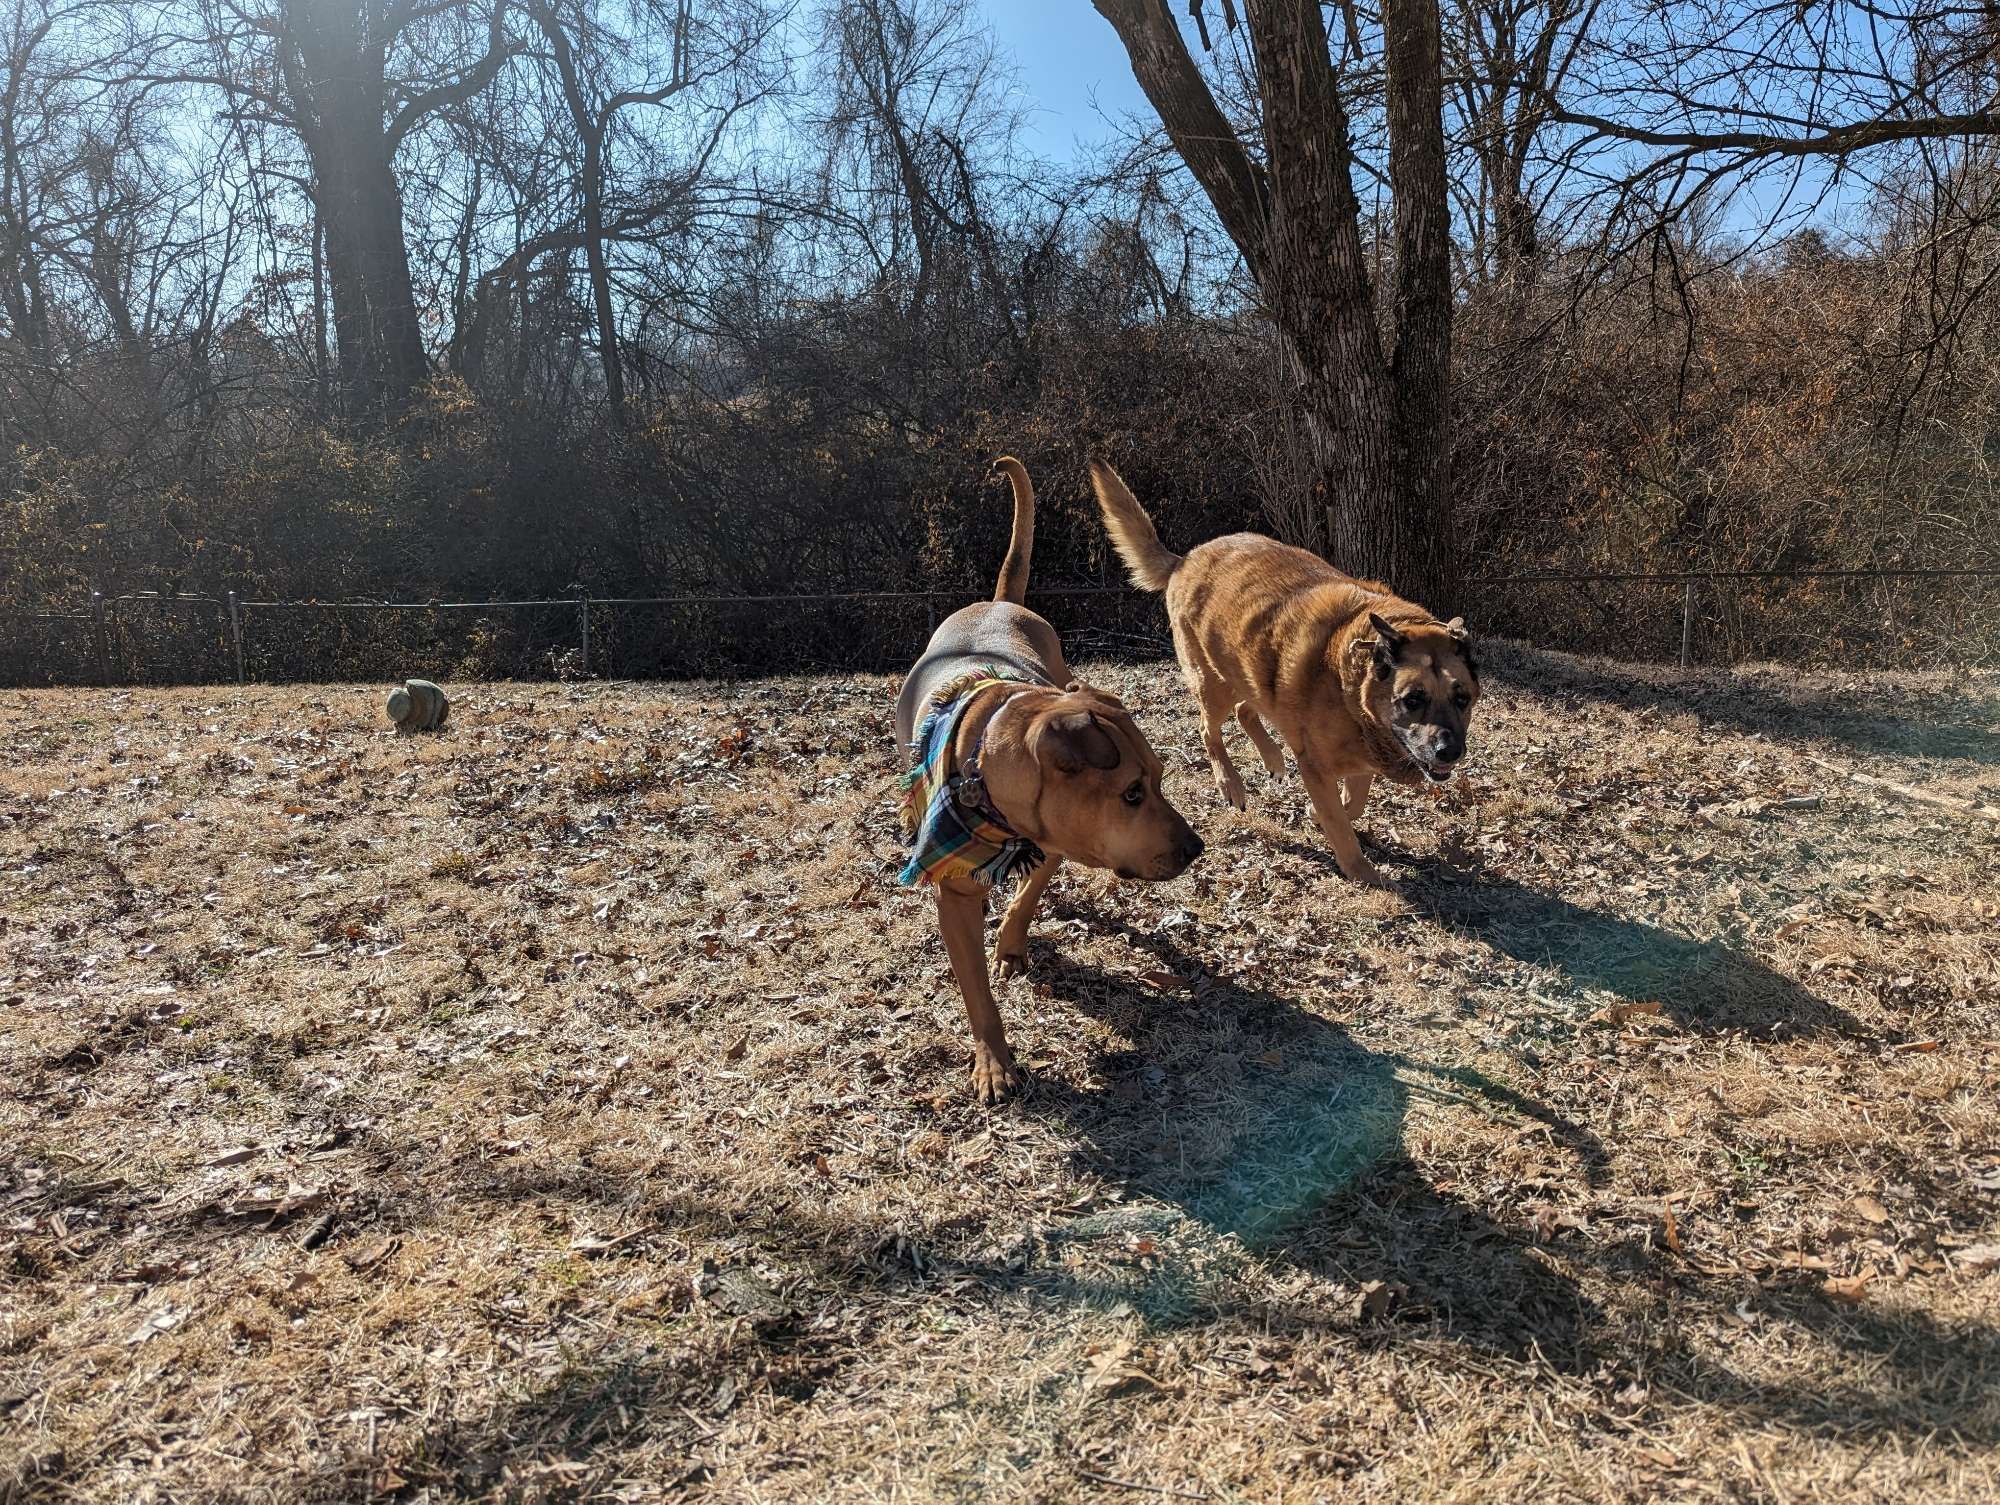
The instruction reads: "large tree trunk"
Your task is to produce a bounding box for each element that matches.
[578,133,625,424]
[1381,0,1455,605]
[313,125,428,417]
[1093,0,1458,606]
[279,0,431,421]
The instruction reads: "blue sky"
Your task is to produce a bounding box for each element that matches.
[983,1,1155,163]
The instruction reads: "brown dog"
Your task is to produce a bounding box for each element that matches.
[1090,461,1479,887]
[895,459,1204,1101]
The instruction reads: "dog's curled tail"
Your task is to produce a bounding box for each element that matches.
[992,456,1035,605]
[1089,460,1182,593]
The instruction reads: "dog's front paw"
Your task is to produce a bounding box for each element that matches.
[1216,771,1248,811]
[1342,858,1394,889]
[993,946,1029,979]
[969,1042,1020,1104]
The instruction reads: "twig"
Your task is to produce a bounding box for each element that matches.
[1803,755,2000,822]
[1075,1471,1211,1500]
[1394,1071,1517,1126]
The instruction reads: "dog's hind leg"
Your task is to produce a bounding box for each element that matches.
[1236,703,1287,780]
[1197,676,1249,811]
[994,857,1061,979]
[1171,618,1248,811]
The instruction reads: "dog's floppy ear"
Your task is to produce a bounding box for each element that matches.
[1037,709,1121,773]
[1365,612,1404,681]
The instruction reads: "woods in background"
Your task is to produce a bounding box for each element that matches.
[4,0,1998,676]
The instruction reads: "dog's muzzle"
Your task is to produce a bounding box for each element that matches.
[1129,830,1205,881]
[1409,731,1464,782]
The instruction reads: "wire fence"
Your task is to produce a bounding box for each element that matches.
[3,568,1997,687]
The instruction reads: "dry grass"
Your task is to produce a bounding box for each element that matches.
[3,643,1998,1503]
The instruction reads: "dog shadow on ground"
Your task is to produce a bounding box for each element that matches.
[1491,642,2000,768]
[1017,912,1605,1367]
[1367,848,1873,1041]
[1005,901,1998,1445]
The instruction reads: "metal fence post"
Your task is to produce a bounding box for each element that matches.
[579,593,591,677]
[1679,579,1696,668]
[90,590,107,684]
[226,591,245,684]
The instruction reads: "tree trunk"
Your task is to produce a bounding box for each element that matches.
[279,0,430,421]
[1093,0,1458,605]
[528,0,626,425]
[580,132,625,424]
[1383,0,1455,607]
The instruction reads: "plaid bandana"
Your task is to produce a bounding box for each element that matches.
[898,674,1044,889]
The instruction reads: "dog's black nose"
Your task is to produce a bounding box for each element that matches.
[1179,831,1205,865]
[1436,738,1464,764]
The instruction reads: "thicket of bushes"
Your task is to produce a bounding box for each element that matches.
[7,243,1999,683]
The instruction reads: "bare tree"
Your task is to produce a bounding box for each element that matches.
[1445,0,1597,286]
[518,0,770,426]
[1092,0,1459,601]
[159,0,519,420]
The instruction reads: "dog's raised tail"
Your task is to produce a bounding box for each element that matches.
[1089,460,1181,593]
[992,456,1035,605]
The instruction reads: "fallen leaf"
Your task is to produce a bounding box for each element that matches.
[723,1033,748,1063]
[1663,1201,1685,1256]
[1082,1339,1157,1400]
[208,1145,259,1167]
[1352,1279,1407,1321]
[126,1305,186,1345]
[1138,970,1191,993]
[1590,1001,1664,1026]
[1850,1196,1890,1225]
[1894,1039,1940,1054]
[342,1237,401,1273]
[1823,1270,1873,1303]
[1956,1243,2000,1270]
[1252,1050,1283,1068]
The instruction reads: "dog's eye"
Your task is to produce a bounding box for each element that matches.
[1122,781,1146,807]
[1452,688,1471,709]
[1401,690,1428,712]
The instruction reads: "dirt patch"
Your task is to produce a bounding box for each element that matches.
[3,648,1997,1501]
